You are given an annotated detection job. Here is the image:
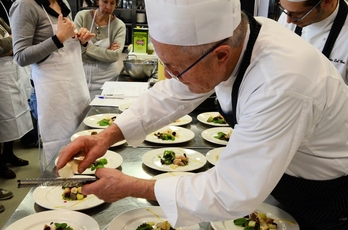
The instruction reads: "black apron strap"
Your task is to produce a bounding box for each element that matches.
[294,0,347,58]
[218,12,261,128]
[294,25,303,36]
[322,0,347,58]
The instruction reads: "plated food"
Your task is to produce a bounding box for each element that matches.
[32,176,104,210]
[211,203,299,230]
[197,112,229,127]
[71,129,127,147]
[107,206,199,230]
[83,113,120,129]
[5,209,100,230]
[206,147,225,166]
[169,115,193,126]
[142,147,206,172]
[55,150,123,175]
[201,127,233,145]
[145,126,195,144]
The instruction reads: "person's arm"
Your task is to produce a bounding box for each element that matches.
[10,1,76,66]
[0,37,12,55]
[77,15,126,63]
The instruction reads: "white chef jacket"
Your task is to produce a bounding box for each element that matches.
[278,0,348,85]
[115,17,348,227]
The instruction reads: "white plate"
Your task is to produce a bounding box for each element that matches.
[201,127,233,145]
[206,147,225,165]
[142,148,206,172]
[145,126,195,144]
[169,115,193,126]
[118,102,134,112]
[55,150,123,175]
[211,203,299,230]
[152,171,195,180]
[107,206,199,230]
[5,209,100,230]
[197,112,229,127]
[70,129,127,147]
[33,175,104,210]
[83,113,120,129]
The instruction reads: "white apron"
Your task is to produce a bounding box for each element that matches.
[32,8,91,165]
[0,56,33,142]
[84,10,118,99]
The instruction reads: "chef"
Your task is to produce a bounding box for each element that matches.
[10,0,94,165]
[57,0,348,229]
[278,0,348,84]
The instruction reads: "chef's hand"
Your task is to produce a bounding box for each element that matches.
[56,133,109,174]
[56,123,124,173]
[76,27,95,45]
[108,42,120,51]
[56,14,76,43]
[81,168,156,202]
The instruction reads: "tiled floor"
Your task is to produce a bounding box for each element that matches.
[0,140,41,229]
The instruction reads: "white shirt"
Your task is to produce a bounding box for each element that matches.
[278,0,348,85]
[115,17,348,227]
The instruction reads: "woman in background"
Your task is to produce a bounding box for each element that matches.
[0,17,31,179]
[10,0,94,166]
[74,0,126,99]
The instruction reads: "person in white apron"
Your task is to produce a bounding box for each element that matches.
[74,0,126,99]
[31,8,91,166]
[0,17,32,179]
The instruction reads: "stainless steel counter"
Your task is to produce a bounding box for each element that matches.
[3,106,283,230]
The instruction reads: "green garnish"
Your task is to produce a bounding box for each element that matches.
[54,222,73,230]
[89,158,108,171]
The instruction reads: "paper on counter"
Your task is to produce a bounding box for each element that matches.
[89,97,137,107]
[100,81,149,96]
[90,81,149,107]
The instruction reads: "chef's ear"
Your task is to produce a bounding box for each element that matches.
[214,44,231,66]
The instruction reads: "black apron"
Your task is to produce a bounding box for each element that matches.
[295,0,348,59]
[218,13,348,230]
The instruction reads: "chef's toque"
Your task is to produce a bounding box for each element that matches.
[144,0,241,46]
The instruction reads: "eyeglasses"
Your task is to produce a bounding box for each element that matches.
[278,0,323,21]
[158,38,229,81]
[96,26,100,40]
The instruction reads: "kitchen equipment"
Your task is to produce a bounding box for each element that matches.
[123,59,157,80]
[17,177,97,188]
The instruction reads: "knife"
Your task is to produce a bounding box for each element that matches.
[17,177,98,188]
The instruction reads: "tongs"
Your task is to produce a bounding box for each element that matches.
[17,177,98,188]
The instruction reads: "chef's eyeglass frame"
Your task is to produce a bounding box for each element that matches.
[278,0,323,21]
[158,38,229,81]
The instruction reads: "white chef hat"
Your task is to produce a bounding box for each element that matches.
[145,0,241,46]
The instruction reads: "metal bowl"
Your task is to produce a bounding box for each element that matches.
[123,59,157,80]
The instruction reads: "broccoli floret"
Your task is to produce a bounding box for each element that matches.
[136,223,153,230]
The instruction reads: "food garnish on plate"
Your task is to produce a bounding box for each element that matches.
[214,130,232,141]
[62,186,86,201]
[43,222,73,230]
[97,116,116,126]
[136,221,174,230]
[158,150,189,169]
[234,211,278,230]
[58,158,108,177]
[207,114,226,124]
[154,129,178,141]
